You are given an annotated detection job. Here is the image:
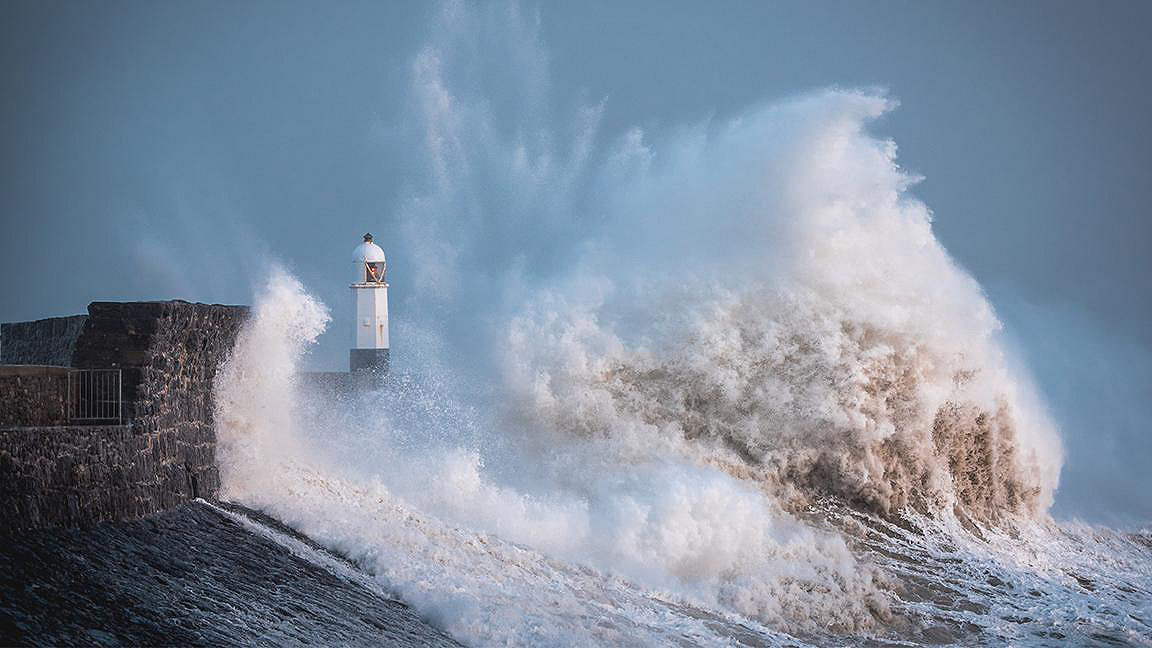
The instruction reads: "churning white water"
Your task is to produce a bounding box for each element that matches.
[214,270,888,644]
[211,4,1149,645]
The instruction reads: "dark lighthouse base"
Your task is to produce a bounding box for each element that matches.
[349,348,390,374]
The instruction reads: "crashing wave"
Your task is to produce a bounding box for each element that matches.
[507,286,1052,523]
[211,6,1076,640]
[498,91,1061,525]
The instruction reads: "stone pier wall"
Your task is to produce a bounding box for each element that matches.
[0,425,164,528]
[0,366,69,427]
[0,301,247,532]
[0,315,88,366]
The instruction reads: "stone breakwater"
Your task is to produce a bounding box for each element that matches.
[0,301,247,532]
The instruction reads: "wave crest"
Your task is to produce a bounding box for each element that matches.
[500,91,1062,523]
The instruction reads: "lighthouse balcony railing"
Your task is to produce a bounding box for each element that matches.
[67,369,122,424]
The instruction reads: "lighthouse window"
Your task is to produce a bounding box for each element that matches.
[364,262,385,283]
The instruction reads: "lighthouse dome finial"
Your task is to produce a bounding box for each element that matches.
[353,235,386,265]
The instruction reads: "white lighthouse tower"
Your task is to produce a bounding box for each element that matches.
[350,232,389,374]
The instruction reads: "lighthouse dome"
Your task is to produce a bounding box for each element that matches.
[353,241,386,263]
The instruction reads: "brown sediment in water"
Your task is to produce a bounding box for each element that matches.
[572,312,1053,526]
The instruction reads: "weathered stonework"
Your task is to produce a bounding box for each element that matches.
[0,366,69,427]
[0,301,248,531]
[2,425,157,528]
[0,315,87,366]
[73,301,248,432]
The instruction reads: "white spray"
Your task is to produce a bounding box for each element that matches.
[211,3,1071,645]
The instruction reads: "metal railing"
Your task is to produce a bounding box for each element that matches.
[67,369,122,424]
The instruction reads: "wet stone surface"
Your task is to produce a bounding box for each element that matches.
[0,502,462,647]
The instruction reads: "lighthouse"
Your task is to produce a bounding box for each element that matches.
[350,233,389,374]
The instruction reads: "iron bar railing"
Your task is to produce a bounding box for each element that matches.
[67,369,122,424]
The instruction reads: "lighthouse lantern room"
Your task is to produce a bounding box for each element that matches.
[350,232,389,374]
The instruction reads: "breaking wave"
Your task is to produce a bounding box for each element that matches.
[210,258,1150,645]
[499,89,1061,525]
[208,90,1086,641]
[214,269,894,640]
[208,4,1150,645]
